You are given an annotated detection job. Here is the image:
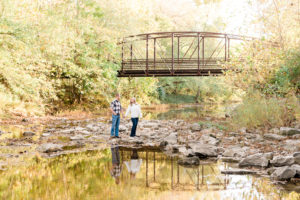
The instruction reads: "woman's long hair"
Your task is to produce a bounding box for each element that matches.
[130,97,136,106]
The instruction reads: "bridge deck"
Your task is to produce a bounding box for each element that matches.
[117,32,265,77]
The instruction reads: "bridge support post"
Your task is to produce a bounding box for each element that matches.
[154,38,156,70]
[177,36,180,64]
[225,35,227,61]
[146,34,149,76]
[121,41,124,73]
[197,33,200,75]
[171,33,174,75]
[202,36,204,66]
[228,38,230,60]
[130,43,133,69]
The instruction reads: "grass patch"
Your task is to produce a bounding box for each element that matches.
[232,92,300,129]
[56,136,70,142]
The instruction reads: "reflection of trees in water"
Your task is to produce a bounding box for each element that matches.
[143,104,227,120]
[120,149,228,191]
[4,147,293,200]
[118,148,298,199]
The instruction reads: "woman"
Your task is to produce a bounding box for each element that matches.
[125,97,142,137]
[124,149,142,179]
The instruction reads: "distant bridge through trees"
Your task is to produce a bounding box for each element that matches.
[117,31,275,77]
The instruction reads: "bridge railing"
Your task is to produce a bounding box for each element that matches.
[118,32,276,77]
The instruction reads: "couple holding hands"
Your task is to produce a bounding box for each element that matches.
[110,93,142,138]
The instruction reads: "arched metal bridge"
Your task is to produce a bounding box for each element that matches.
[118,31,269,77]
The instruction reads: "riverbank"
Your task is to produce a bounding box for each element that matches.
[0,113,300,191]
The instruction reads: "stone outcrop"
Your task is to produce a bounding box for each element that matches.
[190,123,201,131]
[37,143,63,153]
[239,153,269,168]
[271,166,296,181]
[263,133,286,140]
[270,156,295,167]
[280,127,300,136]
[189,143,218,157]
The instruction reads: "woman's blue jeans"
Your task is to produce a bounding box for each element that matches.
[130,118,139,137]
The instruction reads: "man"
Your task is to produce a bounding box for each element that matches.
[110,145,122,184]
[110,93,123,138]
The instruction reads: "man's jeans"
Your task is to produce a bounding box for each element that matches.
[130,118,139,137]
[111,114,120,137]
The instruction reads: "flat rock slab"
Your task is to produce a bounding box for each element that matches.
[23,131,36,136]
[190,123,201,131]
[222,147,247,158]
[293,152,300,165]
[163,133,177,145]
[263,133,286,140]
[282,140,300,152]
[239,153,269,168]
[291,164,300,176]
[220,157,240,163]
[37,143,63,153]
[70,135,85,140]
[270,156,295,167]
[189,143,218,157]
[280,127,300,136]
[271,166,296,181]
[221,169,257,175]
[199,135,219,145]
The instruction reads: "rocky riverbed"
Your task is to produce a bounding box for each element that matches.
[0,117,300,187]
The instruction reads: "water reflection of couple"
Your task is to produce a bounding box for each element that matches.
[110,146,142,184]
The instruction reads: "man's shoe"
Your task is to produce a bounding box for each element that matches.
[109,136,115,139]
[115,136,120,139]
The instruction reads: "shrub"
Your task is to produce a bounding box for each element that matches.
[232,91,300,129]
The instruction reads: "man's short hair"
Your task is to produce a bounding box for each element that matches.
[115,93,120,97]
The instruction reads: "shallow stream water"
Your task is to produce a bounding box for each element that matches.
[1,146,299,200]
[0,104,300,199]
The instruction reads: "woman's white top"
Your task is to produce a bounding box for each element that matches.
[125,103,142,118]
[124,159,142,173]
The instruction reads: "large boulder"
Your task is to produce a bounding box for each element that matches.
[200,128,214,135]
[239,153,269,168]
[280,127,300,136]
[271,166,296,181]
[282,140,300,152]
[263,133,286,140]
[163,133,177,145]
[119,125,127,132]
[270,156,295,167]
[190,123,201,132]
[222,147,247,158]
[220,157,240,163]
[199,135,219,146]
[23,131,35,137]
[291,164,300,176]
[143,123,158,129]
[178,157,200,166]
[37,143,63,153]
[189,143,218,157]
[293,152,300,164]
[70,135,85,140]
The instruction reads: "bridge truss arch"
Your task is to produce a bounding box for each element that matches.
[118,31,264,77]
